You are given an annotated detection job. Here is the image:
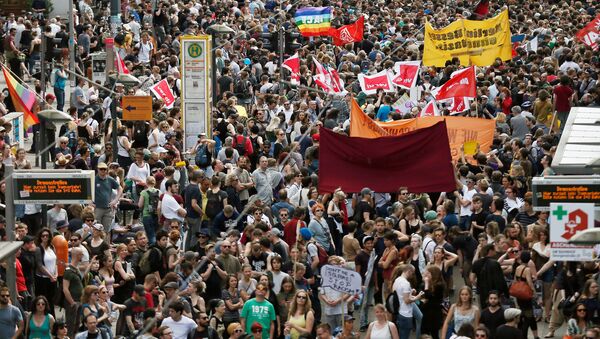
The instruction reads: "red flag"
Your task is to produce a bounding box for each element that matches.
[116,52,130,74]
[149,79,176,108]
[319,121,456,193]
[420,100,440,117]
[392,61,421,89]
[329,16,364,46]
[282,53,300,84]
[441,97,472,115]
[313,59,345,94]
[358,70,394,95]
[472,0,489,18]
[576,14,600,51]
[433,67,476,101]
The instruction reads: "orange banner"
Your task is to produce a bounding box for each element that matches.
[350,101,495,160]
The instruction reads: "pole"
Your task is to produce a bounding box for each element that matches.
[4,164,16,303]
[211,33,217,106]
[68,0,75,84]
[278,26,285,95]
[108,0,121,76]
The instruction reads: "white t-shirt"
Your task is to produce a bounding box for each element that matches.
[392,276,413,318]
[319,286,345,316]
[460,185,477,217]
[126,162,150,183]
[160,316,197,339]
[161,193,184,222]
[271,271,290,294]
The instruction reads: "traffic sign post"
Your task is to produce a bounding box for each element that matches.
[122,96,153,121]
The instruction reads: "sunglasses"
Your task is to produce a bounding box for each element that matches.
[222,245,230,248]
[253,329,263,333]
[256,287,266,292]
[234,329,243,333]
[297,295,307,300]
[578,308,587,312]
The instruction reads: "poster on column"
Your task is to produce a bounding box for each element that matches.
[180,36,211,149]
[549,203,595,261]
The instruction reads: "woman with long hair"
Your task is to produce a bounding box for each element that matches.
[97,284,125,335]
[531,227,552,322]
[26,295,54,339]
[431,246,458,293]
[239,264,258,302]
[223,274,243,328]
[399,206,422,238]
[409,234,427,288]
[116,125,133,169]
[87,223,109,258]
[51,321,69,339]
[188,280,206,316]
[277,276,296,334]
[112,244,136,304]
[513,251,538,338]
[378,232,399,301]
[567,302,592,338]
[80,285,111,336]
[364,304,399,339]
[285,290,315,339]
[327,189,347,256]
[441,286,479,338]
[421,265,446,339]
[209,299,227,338]
[579,279,600,325]
[98,254,116,299]
[34,228,58,314]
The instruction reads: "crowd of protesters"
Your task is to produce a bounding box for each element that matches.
[0,0,599,338]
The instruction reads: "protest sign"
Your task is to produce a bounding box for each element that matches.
[321,264,362,295]
[423,10,512,66]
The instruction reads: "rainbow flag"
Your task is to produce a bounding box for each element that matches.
[1,65,39,128]
[295,7,331,37]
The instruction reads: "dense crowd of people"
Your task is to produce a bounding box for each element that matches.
[0,0,599,338]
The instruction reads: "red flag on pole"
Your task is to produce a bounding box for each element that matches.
[420,100,440,117]
[358,70,394,95]
[328,16,365,46]
[116,52,130,74]
[471,0,490,19]
[433,67,476,101]
[149,79,176,108]
[392,61,421,89]
[282,53,300,84]
[313,59,346,94]
[576,14,600,51]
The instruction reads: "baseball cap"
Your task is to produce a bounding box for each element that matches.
[270,228,283,237]
[311,134,320,141]
[97,162,108,169]
[360,187,373,197]
[300,228,312,241]
[133,285,146,296]
[56,220,69,229]
[164,281,179,289]
[343,315,355,322]
[504,308,522,321]
[424,210,437,221]
[92,223,104,231]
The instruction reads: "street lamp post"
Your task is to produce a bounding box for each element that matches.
[206,24,235,106]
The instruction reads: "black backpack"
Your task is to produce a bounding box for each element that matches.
[195,144,211,168]
[234,79,250,99]
[205,190,224,219]
[234,135,247,155]
[385,289,401,322]
[146,189,160,215]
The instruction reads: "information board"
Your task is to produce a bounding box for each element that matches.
[321,264,362,295]
[549,203,595,261]
[532,176,600,211]
[13,170,95,204]
[180,36,211,149]
[121,96,153,121]
[91,52,107,85]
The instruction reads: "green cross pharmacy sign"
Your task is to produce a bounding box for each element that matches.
[549,203,595,261]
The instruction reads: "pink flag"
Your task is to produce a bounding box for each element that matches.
[392,61,421,89]
[116,52,130,75]
[282,53,300,84]
[313,59,346,94]
[358,70,394,95]
[419,100,440,117]
[149,79,176,109]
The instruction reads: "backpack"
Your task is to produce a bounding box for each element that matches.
[234,79,250,99]
[249,135,260,157]
[205,190,224,219]
[195,144,211,168]
[385,289,400,322]
[138,247,161,275]
[308,241,329,267]
[146,189,160,215]
[234,135,247,155]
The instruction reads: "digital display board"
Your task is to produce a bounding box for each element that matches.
[13,171,95,204]
[532,176,600,211]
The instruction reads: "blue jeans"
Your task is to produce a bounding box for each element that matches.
[412,303,423,339]
[396,314,413,339]
[359,286,375,328]
[54,87,65,111]
[142,215,158,245]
